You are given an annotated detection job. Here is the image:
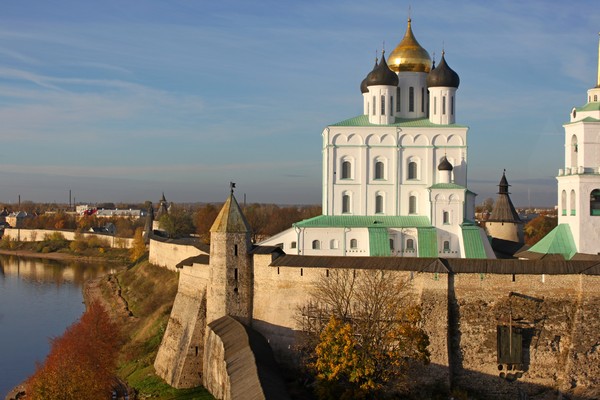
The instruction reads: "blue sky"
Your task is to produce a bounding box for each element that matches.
[0,0,598,207]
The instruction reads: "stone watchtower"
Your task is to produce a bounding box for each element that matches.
[485,171,524,243]
[206,188,254,325]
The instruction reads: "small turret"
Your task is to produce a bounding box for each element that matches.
[428,51,460,125]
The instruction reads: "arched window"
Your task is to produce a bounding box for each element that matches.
[342,194,350,213]
[341,160,351,179]
[421,87,425,112]
[590,189,600,216]
[570,190,576,216]
[372,96,376,115]
[409,195,417,214]
[375,161,385,180]
[396,87,401,112]
[561,190,567,216]
[571,135,578,168]
[408,161,418,180]
[381,95,385,115]
[350,239,358,249]
[312,240,320,250]
[451,96,455,115]
[442,96,446,115]
[389,239,394,250]
[595,95,598,102]
[406,238,415,251]
[330,239,339,249]
[390,95,394,116]
[443,211,449,224]
[375,195,383,214]
[409,87,415,112]
[434,97,437,114]
[443,240,450,252]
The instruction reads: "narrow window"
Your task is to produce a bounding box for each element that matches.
[342,194,350,213]
[443,211,449,224]
[389,239,394,250]
[341,161,351,179]
[300,268,303,276]
[561,190,567,216]
[590,189,600,216]
[234,244,238,256]
[595,95,598,102]
[421,87,425,112]
[396,87,401,112]
[350,239,358,249]
[409,87,414,112]
[443,240,450,252]
[375,195,383,213]
[326,269,329,277]
[375,161,384,179]
[434,97,437,114]
[406,238,415,251]
[408,161,417,180]
[409,195,417,214]
[372,96,376,115]
[390,95,394,116]
[234,268,238,281]
[291,241,297,249]
[195,346,199,356]
[381,95,385,115]
[330,239,339,249]
[570,190,576,216]
[312,240,320,249]
[451,95,455,115]
[442,96,446,115]
[277,267,280,274]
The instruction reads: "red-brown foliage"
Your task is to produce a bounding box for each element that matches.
[26,303,121,400]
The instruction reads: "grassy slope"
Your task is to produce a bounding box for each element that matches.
[115,260,214,400]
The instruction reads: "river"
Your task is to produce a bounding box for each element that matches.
[0,254,116,398]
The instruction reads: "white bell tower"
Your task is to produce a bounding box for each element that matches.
[556,35,600,255]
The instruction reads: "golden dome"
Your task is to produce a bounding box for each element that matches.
[389,18,432,73]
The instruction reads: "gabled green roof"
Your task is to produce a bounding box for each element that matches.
[368,227,391,256]
[429,182,477,196]
[527,223,577,260]
[330,114,468,128]
[294,215,431,228]
[417,227,438,257]
[565,116,600,125]
[461,225,487,259]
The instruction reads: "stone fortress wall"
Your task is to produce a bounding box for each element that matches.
[151,237,600,398]
[2,228,134,249]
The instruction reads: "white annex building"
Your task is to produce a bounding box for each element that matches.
[261,19,494,259]
[527,36,600,259]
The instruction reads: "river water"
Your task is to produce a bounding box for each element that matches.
[0,254,116,398]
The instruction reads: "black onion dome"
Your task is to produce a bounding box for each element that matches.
[361,58,378,94]
[366,52,399,87]
[427,52,460,88]
[438,156,453,171]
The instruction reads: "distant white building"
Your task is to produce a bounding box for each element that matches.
[528,36,600,259]
[260,18,494,259]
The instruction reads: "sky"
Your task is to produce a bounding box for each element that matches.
[0,0,598,207]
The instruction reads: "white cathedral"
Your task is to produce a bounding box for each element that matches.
[261,19,495,259]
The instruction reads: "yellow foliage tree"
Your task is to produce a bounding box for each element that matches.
[129,227,146,262]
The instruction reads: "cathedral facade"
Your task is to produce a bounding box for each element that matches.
[261,19,494,259]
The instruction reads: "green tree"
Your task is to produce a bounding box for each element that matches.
[159,206,194,238]
[300,269,430,398]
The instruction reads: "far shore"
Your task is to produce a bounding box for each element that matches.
[0,248,122,263]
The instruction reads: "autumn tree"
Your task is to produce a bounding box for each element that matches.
[26,302,121,400]
[194,203,220,243]
[524,215,558,245]
[299,269,430,399]
[130,227,147,262]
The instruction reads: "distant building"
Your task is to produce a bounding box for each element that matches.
[260,18,493,259]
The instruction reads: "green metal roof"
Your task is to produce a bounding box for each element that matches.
[527,223,577,260]
[417,227,438,257]
[575,102,600,112]
[368,227,392,256]
[565,116,600,125]
[330,114,468,128]
[461,225,488,259]
[294,215,432,228]
[429,183,467,190]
